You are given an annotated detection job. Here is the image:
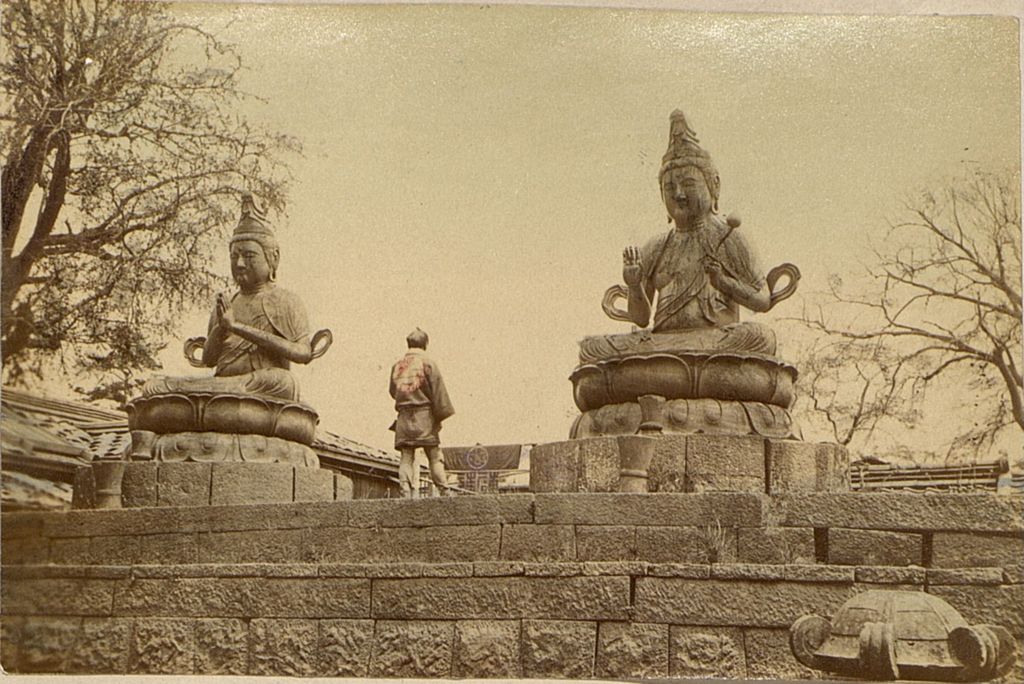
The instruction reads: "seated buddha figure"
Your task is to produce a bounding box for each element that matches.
[571,110,799,439]
[580,110,796,363]
[142,194,323,402]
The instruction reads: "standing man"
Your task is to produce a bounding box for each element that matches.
[390,329,455,498]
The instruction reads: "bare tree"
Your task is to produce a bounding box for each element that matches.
[795,168,1021,460]
[793,336,921,449]
[1,0,299,387]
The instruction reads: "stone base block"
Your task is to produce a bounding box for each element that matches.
[828,528,923,566]
[85,462,339,508]
[531,435,850,494]
[686,434,764,492]
[370,621,454,677]
[530,434,762,493]
[334,473,354,501]
[670,625,747,679]
[597,622,668,678]
[453,620,521,678]
[522,619,596,678]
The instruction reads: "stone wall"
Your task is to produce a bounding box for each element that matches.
[2,493,1022,678]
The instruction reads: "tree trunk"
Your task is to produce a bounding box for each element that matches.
[1,131,69,362]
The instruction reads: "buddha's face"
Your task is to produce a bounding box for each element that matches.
[230,239,272,290]
[661,166,711,224]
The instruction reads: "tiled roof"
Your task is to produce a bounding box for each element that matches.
[314,429,400,465]
[1,470,73,511]
[1,387,125,422]
[1,385,394,467]
[2,387,129,462]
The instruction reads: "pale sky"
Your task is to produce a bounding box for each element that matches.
[153,2,1021,453]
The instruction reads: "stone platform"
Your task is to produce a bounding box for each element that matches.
[531,434,849,494]
[73,462,350,509]
[2,492,1022,678]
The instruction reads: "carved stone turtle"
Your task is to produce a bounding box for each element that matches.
[790,589,1016,681]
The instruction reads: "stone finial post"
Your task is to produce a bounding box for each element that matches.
[616,435,656,493]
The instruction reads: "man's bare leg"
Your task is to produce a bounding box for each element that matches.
[425,446,448,496]
[399,448,418,499]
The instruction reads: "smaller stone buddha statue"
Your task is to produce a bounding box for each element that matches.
[571,110,801,439]
[126,194,331,466]
[142,194,329,402]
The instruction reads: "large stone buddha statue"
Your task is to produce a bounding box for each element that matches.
[571,110,801,439]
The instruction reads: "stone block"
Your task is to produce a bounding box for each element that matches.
[129,617,195,674]
[137,532,199,564]
[113,576,370,618]
[370,620,454,678]
[50,536,92,564]
[157,462,211,507]
[855,566,927,585]
[2,536,50,565]
[765,439,818,494]
[195,618,248,674]
[249,618,318,676]
[473,561,525,577]
[534,492,767,526]
[500,524,575,561]
[210,462,294,506]
[648,563,711,578]
[2,578,115,616]
[927,584,1024,639]
[319,562,421,578]
[71,465,96,509]
[372,576,630,620]
[738,526,816,564]
[775,493,1024,532]
[634,578,856,627]
[686,434,765,493]
[198,527,310,564]
[334,473,354,500]
[422,562,474,577]
[576,525,637,560]
[932,531,1024,572]
[38,500,344,537]
[309,524,501,563]
[927,567,1004,585]
[782,564,855,583]
[121,462,159,508]
[1,615,23,671]
[637,525,737,564]
[317,619,374,676]
[67,617,131,673]
[453,620,521,678]
[670,625,746,678]
[744,627,820,680]
[597,621,668,678]
[816,442,851,491]
[529,440,583,492]
[576,437,628,491]
[647,435,689,492]
[529,437,626,492]
[15,617,81,672]
[1,512,45,538]
[828,528,923,566]
[522,619,596,678]
[294,467,334,502]
[90,535,139,565]
[346,494,533,528]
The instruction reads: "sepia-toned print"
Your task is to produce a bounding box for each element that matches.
[1,1,1021,681]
